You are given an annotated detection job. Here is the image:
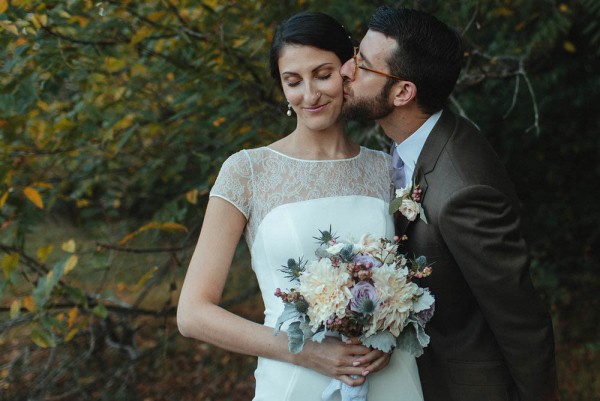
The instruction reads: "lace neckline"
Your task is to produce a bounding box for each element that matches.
[264,146,363,163]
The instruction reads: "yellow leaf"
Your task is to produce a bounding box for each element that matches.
[559,4,568,13]
[30,14,47,29]
[133,266,158,291]
[0,191,8,208]
[38,100,50,111]
[65,327,79,342]
[104,56,128,73]
[67,307,78,328]
[76,199,90,208]
[61,239,76,253]
[31,181,53,189]
[37,244,54,262]
[64,255,78,274]
[119,222,188,244]
[0,0,8,13]
[2,252,19,277]
[55,117,77,132]
[23,186,43,209]
[112,113,135,132]
[31,329,56,348]
[563,41,576,53]
[131,25,153,45]
[491,7,514,17]
[23,295,36,312]
[232,37,248,48]
[10,300,21,319]
[0,21,19,36]
[130,63,148,77]
[212,117,226,127]
[147,11,166,22]
[186,189,198,204]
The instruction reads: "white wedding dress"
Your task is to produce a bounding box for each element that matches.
[211,146,424,401]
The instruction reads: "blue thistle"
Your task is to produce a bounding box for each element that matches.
[279,257,306,282]
[313,225,338,246]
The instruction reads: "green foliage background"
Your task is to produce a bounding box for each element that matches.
[1,0,598,400]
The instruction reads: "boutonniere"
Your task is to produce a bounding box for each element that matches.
[389,181,428,224]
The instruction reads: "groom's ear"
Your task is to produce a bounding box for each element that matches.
[392,81,417,107]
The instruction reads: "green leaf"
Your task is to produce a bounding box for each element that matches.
[361,331,397,353]
[273,302,300,335]
[30,328,56,348]
[389,197,403,214]
[395,318,430,358]
[92,303,108,319]
[287,321,305,354]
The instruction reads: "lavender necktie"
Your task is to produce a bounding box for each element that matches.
[391,148,406,189]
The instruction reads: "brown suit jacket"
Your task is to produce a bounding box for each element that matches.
[395,109,558,401]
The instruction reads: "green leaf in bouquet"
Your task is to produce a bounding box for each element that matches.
[273,302,301,335]
[311,328,327,343]
[361,331,397,353]
[395,318,431,357]
[389,197,403,214]
[287,321,306,354]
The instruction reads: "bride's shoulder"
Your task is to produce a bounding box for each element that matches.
[222,146,269,165]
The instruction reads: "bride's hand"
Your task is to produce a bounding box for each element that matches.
[345,336,392,377]
[292,336,390,386]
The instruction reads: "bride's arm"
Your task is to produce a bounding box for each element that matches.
[177,197,389,386]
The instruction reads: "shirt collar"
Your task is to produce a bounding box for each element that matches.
[395,110,442,173]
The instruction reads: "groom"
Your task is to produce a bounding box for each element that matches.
[341,6,558,401]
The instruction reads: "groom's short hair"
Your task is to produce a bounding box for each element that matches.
[369,7,463,114]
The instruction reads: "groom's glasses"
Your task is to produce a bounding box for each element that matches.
[352,47,404,81]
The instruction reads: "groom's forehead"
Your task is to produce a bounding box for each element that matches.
[360,30,397,64]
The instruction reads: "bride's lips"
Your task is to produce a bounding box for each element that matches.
[303,103,329,113]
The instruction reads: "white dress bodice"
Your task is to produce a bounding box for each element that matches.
[210,146,423,401]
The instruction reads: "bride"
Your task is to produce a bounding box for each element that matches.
[177,12,423,401]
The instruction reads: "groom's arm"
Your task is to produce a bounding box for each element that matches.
[439,184,558,401]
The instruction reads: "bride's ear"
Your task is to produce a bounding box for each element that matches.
[392,81,417,107]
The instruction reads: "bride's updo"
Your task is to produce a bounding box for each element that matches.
[269,12,355,81]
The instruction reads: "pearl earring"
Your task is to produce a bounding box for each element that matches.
[287,103,292,117]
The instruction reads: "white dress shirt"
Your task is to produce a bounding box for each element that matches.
[394,110,442,184]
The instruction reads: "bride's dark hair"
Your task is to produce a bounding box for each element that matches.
[269,12,355,81]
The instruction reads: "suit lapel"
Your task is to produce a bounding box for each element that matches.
[395,109,456,235]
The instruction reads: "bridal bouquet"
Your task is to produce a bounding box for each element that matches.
[274,227,434,357]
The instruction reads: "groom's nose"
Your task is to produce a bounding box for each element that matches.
[340,58,355,82]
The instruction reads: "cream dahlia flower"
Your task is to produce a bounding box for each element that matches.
[368,264,419,337]
[298,258,353,331]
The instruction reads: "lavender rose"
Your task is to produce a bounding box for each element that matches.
[352,255,382,269]
[350,281,378,315]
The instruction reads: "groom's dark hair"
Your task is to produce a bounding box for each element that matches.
[369,7,463,114]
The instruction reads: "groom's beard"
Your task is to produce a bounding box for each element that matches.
[342,83,394,121]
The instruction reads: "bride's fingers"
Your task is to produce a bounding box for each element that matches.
[338,373,366,387]
[351,348,390,371]
[361,351,391,374]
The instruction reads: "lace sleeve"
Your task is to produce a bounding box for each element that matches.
[209,150,252,219]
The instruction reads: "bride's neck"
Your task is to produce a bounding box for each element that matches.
[271,124,359,161]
